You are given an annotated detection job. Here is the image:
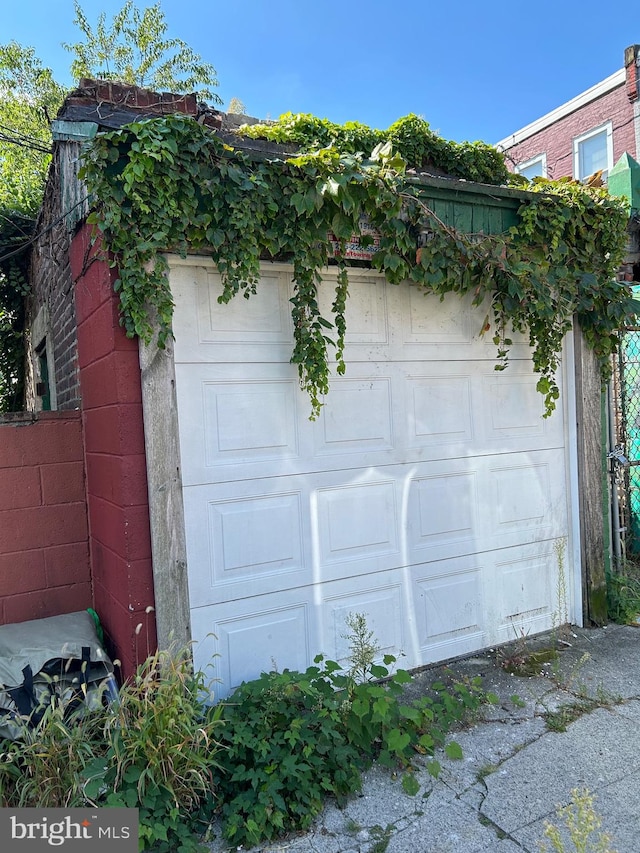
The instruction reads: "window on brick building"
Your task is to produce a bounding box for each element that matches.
[515,154,547,180]
[35,339,51,411]
[573,122,613,182]
[29,305,57,411]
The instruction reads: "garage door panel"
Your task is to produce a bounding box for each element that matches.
[317,271,389,347]
[490,540,566,643]
[415,561,485,651]
[183,484,311,604]
[184,449,567,610]
[497,549,554,626]
[319,577,406,666]
[407,470,480,556]
[171,262,533,367]
[171,263,295,363]
[487,453,568,545]
[478,371,563,443]
[175,365,305,482]
[405,374,474,449]
[391,289,532,362]
[406,450,566,563]
[315,479,400,567]
[312,377,394,455]
[176,360,565,487]
[191,595,314,698]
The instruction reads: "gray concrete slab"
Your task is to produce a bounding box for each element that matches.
[205,624,640,853]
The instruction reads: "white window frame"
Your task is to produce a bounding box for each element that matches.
[573,122,613,182]
[515,153,547,179]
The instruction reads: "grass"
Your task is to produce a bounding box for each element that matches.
[543,687,623,733]
[607,564,640,624]
[477,763,500,782]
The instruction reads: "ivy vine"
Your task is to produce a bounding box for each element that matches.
[79,113,637,419]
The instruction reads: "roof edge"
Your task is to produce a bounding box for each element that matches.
[495,68,625,151]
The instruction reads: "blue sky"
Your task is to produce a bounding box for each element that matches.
[3,0,636,144]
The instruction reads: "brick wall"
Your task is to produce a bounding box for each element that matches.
[71,224,157,677]
[28,156,81,410]
[0,411,91,624]
[504,84,636,178]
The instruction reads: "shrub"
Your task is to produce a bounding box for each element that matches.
[213,653,491,848]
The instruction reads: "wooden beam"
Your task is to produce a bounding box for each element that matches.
[139,320,192,651]
[573,320,608,623]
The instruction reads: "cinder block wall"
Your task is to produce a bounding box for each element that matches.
[0,412,91,623]
[71,224,157,677]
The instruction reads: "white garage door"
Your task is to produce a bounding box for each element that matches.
[170,258,578,698]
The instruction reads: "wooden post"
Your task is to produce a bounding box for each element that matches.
[139,319,192,651]
[573,320,608,624]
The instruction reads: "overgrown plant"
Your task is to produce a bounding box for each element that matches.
[541,788,617,853]
[239,112,510,185]
[212,645,494,848]
[0,646,220,852]
[343,611,381,682]
[0,698,107,808]
[80,113,637,420]
[83,645,222,852]
[606,565,640,623]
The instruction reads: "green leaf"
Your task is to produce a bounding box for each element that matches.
[401,772,420,796]
[444,741,463,760]
[386,728,411,753]
[393,669,412,684]
[426,760,441,779]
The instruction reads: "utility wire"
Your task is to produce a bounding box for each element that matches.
[0,197,89,265]
[0,122,52,154]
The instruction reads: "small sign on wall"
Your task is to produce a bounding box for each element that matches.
[328,215,381,261]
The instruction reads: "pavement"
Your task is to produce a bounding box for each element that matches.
[204,623,640,853]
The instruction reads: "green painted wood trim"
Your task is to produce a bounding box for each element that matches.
[608,152,640,213]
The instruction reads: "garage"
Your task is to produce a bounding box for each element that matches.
[168,257,579,698]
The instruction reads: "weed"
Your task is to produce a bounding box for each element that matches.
[85,644,222,853]
[543,688,622,733]
[370,823,393,853]
[606,568,640,624]
[499,640,558,677]
[213,618,490,848]
[401,770,420,796]
[540,787,617,852]
[0,697,107,807]
[343,611,381,683]
[544,701,595,733]
[477,763,499,782]
[478,813,507,839]
[551,651,591,694]
[1,644,220,853]
[345,818,362,835]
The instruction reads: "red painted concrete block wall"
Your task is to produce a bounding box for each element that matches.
[0,412,91,625]
[71,225,157,678]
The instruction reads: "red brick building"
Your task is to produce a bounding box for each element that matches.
[497,45,640,182]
